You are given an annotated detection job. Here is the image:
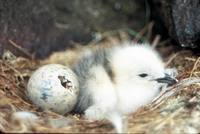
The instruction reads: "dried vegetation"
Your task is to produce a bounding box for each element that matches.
[1,22,200,133]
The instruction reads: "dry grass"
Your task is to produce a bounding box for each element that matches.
[1,23,200,133]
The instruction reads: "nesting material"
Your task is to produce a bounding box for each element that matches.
[1,30,200,133]
[11,111,39,127]
[27,64,79,115]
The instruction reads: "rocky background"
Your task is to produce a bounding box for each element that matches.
[0,0,147,59]
[150,0,200,48]
[0,0,200,57]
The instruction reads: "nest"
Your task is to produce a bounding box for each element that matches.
[1,23,200,133]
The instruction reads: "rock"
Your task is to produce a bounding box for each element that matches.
[0,0,146,59]
[150,0,200,48]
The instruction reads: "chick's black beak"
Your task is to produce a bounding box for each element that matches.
[155,73,178,86]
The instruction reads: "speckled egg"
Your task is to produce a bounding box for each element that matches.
[27,64,79,115]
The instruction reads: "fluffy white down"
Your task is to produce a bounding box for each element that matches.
[110,43,165,114]
[84,43,171,133]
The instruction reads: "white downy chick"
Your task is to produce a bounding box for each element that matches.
[72,42,177,133]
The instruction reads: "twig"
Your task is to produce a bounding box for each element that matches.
[147,22,154,41]
[165,52,180,67]
[166,50,192,67]
[189,57,200,78]
[151,77,200,106]
[152,35,161,48]
[185,57,196,62]
[132,23,150,43]
[159,39,170,47]
[154,107,183,130]
[1,60,24,81]
[8,40,34,60]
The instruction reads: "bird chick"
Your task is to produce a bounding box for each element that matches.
[72,42,177,133]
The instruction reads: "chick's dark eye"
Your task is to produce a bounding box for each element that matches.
[139,73,148,77]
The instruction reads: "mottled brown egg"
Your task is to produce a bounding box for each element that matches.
[27,64,79,115]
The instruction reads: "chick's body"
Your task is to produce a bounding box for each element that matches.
[72,42,175,132]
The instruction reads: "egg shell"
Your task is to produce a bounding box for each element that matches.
[27,64,79,115]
